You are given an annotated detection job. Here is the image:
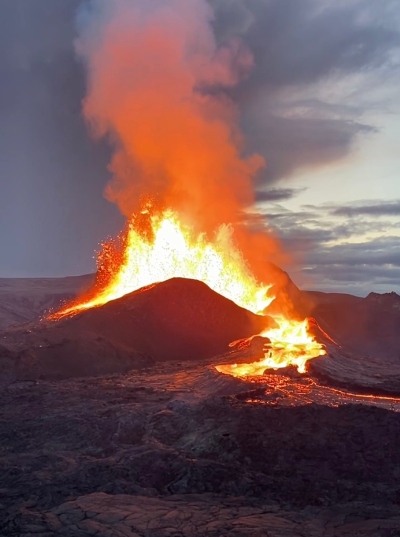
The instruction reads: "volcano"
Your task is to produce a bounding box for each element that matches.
[0,277,271,381]
[1,269,399,394]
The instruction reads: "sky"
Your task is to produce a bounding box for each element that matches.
[0,0,399,296]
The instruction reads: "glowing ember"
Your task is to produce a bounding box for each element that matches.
[51,206,273,319]
[216,317,326,377]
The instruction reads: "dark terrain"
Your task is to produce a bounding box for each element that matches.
[0,275,94,330]
[2,362,400,536]
[1,272,400,536]
[2,268,399,369]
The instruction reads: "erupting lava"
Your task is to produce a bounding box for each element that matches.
[51,205,273,318]
[50,205,326,375]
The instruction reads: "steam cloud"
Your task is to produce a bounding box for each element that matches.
[76,0,264,232]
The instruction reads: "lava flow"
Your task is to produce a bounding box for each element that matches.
[216,316,325,377]
[50,205,326,374]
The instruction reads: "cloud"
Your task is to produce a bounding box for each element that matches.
[0,0,399,282]
[209,0,400,184]
[258,200,400,295]
[306,236,400,267]
[244,114,376,183]
[213,0,400,87]
[294,241,400,294]
[254,187,306,203]
[209,0,255,42]
[0,0,123,277]
[332,200,400,217]
[302,264,399,294]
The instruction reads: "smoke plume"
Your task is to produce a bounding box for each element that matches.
[75,0,290,281]
[76,0,265,230]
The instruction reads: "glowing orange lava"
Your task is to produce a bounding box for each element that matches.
[216,317,326,377]
[50,205,326,374]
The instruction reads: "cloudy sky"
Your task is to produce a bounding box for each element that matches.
[0,0,399,296]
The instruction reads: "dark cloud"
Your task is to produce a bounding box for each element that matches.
[266,211,377,240]
[306,237,400,267]
[302,264,400,295]
[264,203,400,295]
[332,201,400,217]
[210,0,400,184]
[0,0,123,277]
[210,0,255,42]
[292,251,400,295]
[213,0,400,88]
[305,264,399,283]
[245,114,376,183]
[254,187,305,203]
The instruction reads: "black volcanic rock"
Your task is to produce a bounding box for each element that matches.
[2,367,400,534]
[2,270,399,392]
[0,278,271,381]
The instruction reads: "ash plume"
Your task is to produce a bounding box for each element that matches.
[76,0,262,229]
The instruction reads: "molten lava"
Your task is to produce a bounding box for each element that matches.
[216,317,325,377]
[50,205,325,374]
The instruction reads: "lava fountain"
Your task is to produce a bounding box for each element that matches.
[50,203,326,374]
[51,205,273,318]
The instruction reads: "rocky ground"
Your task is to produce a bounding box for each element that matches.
[2,360,400,536]
[2,270,399,363]
[1,274,400,535]
[7,492,400,536]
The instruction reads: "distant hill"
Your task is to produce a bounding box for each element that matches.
[0,274,94,330]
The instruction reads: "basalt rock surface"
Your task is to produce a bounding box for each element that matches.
[1,274,400,536]
[1,362,400,537]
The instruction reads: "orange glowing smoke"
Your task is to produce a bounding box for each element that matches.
[77,0,263,232]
